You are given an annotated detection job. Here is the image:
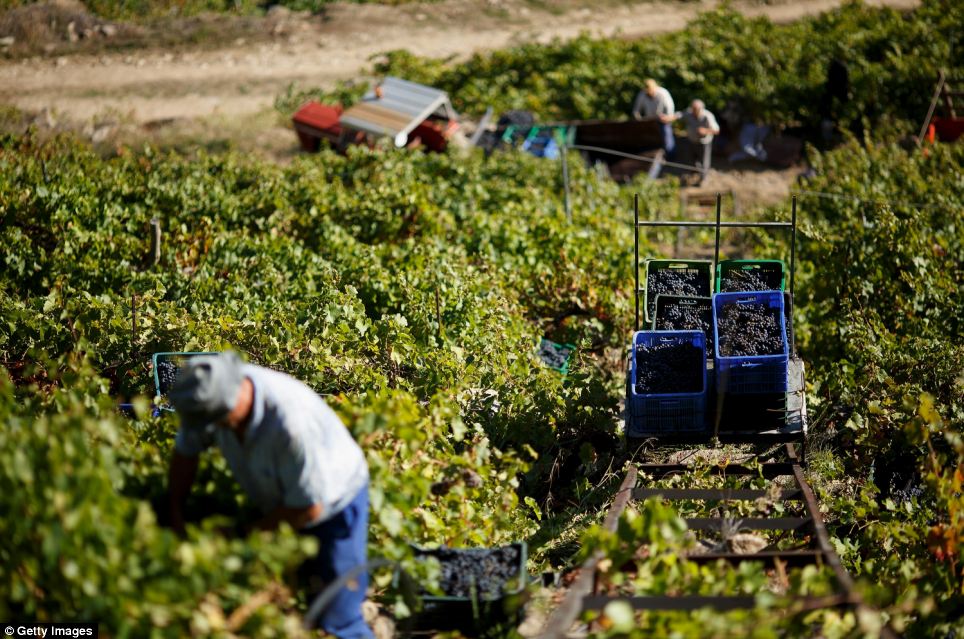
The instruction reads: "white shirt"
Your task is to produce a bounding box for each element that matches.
[175,364,369,526]
[632,86,675,119]
[678,108,720,144]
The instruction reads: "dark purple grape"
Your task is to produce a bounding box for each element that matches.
[634,342,703,394]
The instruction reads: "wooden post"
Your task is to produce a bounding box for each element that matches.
[149,218,161,266]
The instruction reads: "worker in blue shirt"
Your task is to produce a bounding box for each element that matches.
[167,352,373,639]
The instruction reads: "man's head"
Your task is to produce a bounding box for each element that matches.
[691,99,705,116]
[169,351,249,432]
[644,78,659,97]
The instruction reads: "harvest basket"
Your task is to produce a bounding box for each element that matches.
[652,295,714,354]
[405,542,528,634]
[537,339,576,375]
[644,259,713,324]
[715,259,786,293]
[152,351,219,410]
[712,292,788,395]
[627,330,707,435]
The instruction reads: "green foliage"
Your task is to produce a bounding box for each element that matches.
[579,497,866,638]
[0,357,313,636]
[284,0,962,130]
[0,0,429,20]
[82,0,261,20]
[790,139,964,636]
[0,131,664,633]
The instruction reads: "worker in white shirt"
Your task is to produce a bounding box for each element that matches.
[168,352,373,639]
[675,99,720,185]
[632,78,677,156]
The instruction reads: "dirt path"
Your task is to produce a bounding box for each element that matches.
[0,0,918,127]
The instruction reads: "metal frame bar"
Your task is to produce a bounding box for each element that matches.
[683,517,812,532]
[636,462,796,479]
[634,194,640,331]
[633,488,803,501]
[633,192,800,321]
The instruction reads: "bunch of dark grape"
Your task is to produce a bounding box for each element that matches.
[538,342,572,369]
[716,302,784,356]
[634,342,704,394]
[156,360,180,395]
[427,546,521,599]
[720,268,777,292]
[646,269,706,318]
[656,301,714,352]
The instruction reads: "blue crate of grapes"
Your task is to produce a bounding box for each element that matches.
[627,330,707,435]
[712,291,788,395]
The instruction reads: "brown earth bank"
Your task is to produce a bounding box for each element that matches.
[0,0,918,202]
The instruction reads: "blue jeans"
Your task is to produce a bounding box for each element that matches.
[661,122,676,156]
[300,485,373,639]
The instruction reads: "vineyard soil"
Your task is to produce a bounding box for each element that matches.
[0,0,918,158]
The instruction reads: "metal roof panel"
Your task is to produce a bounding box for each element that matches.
[339,76,454,146]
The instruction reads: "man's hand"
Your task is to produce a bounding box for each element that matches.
[659,114,675,124]
[254,503,324,532]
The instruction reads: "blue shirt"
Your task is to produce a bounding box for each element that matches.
[175,364,369,525]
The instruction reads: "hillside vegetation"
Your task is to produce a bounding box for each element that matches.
[1,0,963,635]
[280,0,961,131]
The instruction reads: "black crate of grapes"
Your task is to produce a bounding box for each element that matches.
[652,295,714,354]
[644,259,712,324]
[406,543,528,634]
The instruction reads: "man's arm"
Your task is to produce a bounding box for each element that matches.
[168,450,199,535]
[253,503,324,532]
[659,90,676,123]
[698,113,721,137]
[631,91,645,120]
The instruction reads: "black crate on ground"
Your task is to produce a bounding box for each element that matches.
[406,543,528,635]
[715,392,789,432]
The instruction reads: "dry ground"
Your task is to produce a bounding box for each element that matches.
[0,0,919,202]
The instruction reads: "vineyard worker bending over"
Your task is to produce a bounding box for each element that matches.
[675,99,720,185]
[167,352,374,639]
[632,78,677,156]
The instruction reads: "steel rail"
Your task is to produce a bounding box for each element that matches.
[538,466,637,639]
[537,445,899,638]
[567,143,705,174]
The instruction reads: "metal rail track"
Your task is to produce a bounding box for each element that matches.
[538,443,896,638]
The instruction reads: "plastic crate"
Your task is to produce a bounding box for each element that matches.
[644,260,712,324]
[406,543,528,633]
[715,259,786,293]
[712,292,788,395]
[627,330,707,435]
[652,295,714,354]
[152,352,219,410]
[537,339,576,375]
